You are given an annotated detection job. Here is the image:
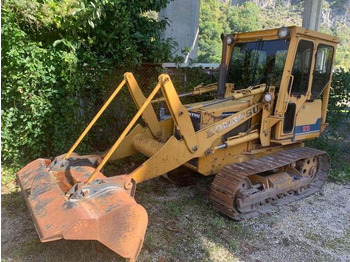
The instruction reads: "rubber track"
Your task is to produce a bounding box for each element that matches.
[210,147,330,220]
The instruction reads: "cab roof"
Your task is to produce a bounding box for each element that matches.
[232,26,339,44]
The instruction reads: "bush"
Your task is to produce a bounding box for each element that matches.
[307,69,350,183]
[327,68,350,129]
[1,0,172,169]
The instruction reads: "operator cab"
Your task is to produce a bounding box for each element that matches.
[222,26,338,144]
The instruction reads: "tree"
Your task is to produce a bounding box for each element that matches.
[197,0,224,63]
[197,1,261,63]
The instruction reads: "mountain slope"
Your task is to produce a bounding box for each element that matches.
[198,0,349,68]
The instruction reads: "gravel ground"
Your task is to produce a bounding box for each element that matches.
[2,177,350,262]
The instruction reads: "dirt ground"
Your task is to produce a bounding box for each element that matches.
[1,175,349,262]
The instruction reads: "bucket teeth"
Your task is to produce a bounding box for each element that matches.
[17,157,148,260]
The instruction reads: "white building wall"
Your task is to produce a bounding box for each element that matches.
[159,0,200,62]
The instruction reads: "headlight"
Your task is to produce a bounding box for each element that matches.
[264,93,273,102]
[226,35,234,45]
[277,27,290,39]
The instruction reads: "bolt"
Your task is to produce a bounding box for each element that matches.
[205,148,212,155]
[178,111,183,116]
[124,181,133,190]
[82,189,89,196]
[192,145,198,152]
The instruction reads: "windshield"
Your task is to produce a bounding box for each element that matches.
[227,39,290,89]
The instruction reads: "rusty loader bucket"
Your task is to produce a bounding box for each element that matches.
[17,156,147,260]
[16,73,166,261]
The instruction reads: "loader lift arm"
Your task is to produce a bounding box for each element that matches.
[64,72,264,184]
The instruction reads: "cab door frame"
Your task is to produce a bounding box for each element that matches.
[273,30,317,141]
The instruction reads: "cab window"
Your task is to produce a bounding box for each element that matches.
[291,40,314,95]
[311,44,334,98]
[227,39,289,89]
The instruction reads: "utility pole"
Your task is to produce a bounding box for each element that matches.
[302,0,323,31]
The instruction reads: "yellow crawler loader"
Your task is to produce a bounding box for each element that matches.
[17,26,339,260]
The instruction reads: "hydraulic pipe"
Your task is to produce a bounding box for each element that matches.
[186,85,265,111]
[151,84,217,103]
[214,131,259,150]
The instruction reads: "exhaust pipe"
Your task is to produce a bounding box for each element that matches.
[217,34,234,99]
[217,35,228,99]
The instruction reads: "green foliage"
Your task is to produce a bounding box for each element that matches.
[227,2,261,32]
[197,1,262,63]
[307,135,350,184]
[197,1,349,69]
[307,69,350,183]
[327,69,350,127]
[327,24,350,70]
[1,0,172,169]
[197,0,225,63]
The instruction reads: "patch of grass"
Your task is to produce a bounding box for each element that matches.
[229,239,240,253]
[305,229,350,252]
[329,165,350,184]
[1,191,26,216]
[164,201,183,218]
[23,239,44,256]
[12,239,44,259]
[305,232,322,242]
[204,227,213,237]
[137,179,167,196]
[144,233,158,252]
[232,223,254,240]
[322,229,350,251]
[210,216,226,230]
[170,247,181,258]
[323,236,348,250]
[306,134,350,183]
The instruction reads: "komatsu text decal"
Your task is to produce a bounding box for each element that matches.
[206,104,260,138]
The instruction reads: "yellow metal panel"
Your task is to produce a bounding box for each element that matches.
[130,136,196,183]
[160,75,199,153]
[294,100,322,141]
[132,134,164,157]
[197,143,248,175]
[294,27,339,43]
